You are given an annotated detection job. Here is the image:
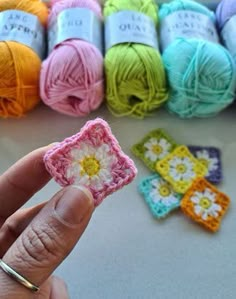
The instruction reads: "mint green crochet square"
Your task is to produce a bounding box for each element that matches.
[132,129,178,172]
[139,174,182,219]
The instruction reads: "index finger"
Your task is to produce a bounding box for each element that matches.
[0,146,52,218]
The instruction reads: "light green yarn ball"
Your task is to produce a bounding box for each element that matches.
[159,0,236,118]
[104,0,168,118]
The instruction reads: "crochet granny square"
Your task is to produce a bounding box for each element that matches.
[156,146,207,194]
[44,118,137,206]
[139,174,182,219]
[181,178,230,232]
[188,146,222,184]
[132,129,178,172]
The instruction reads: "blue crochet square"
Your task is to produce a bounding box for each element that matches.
[139,174,182,219]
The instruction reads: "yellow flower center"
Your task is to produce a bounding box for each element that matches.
[152,144,163,155]
[159,184,171,197]
[176,163,187,174]
[199,158,209,168]
[199,197,211,209]
[80,156,100,177]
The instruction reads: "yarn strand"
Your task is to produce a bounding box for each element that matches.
[40,0,104,117]
[160,0,236,118]
[104,0,168,118]
[0,0,48,118]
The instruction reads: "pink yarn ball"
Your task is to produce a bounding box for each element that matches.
[40,0,104,116]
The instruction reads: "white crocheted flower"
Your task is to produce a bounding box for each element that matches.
[196,150,218,175]
[150,178,179,207]
[168,157,195,181]
[66,143,117,190]
[190,188,222,220]
[144,138,171,162]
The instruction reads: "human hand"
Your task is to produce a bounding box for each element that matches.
[0,146,94,298]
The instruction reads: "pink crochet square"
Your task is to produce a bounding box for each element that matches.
[44,118,137,206]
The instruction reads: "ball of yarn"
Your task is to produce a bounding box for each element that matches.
[0,0,48,118]
[104,0,168,118]
[40,0,104,117]
[216,0,236,30]
[42,0,51,8]
[159,0,236,118]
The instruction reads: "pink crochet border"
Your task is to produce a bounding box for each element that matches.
[44,118,137,206]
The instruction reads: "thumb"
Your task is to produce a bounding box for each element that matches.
[0,185,94,297]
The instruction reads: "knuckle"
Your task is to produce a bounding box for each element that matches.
[3,217,19,239]
[15,220,66,268]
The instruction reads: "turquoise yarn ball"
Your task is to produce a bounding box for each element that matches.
[159,0,236,118]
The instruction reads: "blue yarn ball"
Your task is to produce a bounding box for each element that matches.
[159,0,236,118]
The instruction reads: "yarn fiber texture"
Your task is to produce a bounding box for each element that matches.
[104,0,168,118]
[40,0,104,117]
[216,0,236,30]
[160,0,236,118]
[0,0,48,118]
[216,0,236,63]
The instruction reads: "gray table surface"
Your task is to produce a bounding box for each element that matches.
[0,103,236,299]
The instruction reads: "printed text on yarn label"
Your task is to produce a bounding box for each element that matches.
[48,8,102,53]
[160,10,219,51]
[0,10,45,59]
[105,11,159,51]
[221,16,236,60]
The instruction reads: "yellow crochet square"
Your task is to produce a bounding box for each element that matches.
[156,145,207,194]
[181,178,230,232]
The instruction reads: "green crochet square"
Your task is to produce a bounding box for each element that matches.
[132,129,178,172]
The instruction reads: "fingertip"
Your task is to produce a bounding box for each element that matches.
[71,185,94,207]
[54,185,94,227]
[51,276,69,299]
[33,142,59,156]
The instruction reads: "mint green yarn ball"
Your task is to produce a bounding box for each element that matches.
[159,0,236,118]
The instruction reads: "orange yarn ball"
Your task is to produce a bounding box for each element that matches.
[0,0,48,118]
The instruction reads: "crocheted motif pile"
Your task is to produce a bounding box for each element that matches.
[132,129,229,232]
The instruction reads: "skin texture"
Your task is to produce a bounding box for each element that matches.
[0,146,94,298]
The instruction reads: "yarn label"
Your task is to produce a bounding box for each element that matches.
[160,10,219,51]
[221,16,236,59]
[48,8,102,54]
[0,10,45,59]
[105,11,159,51]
